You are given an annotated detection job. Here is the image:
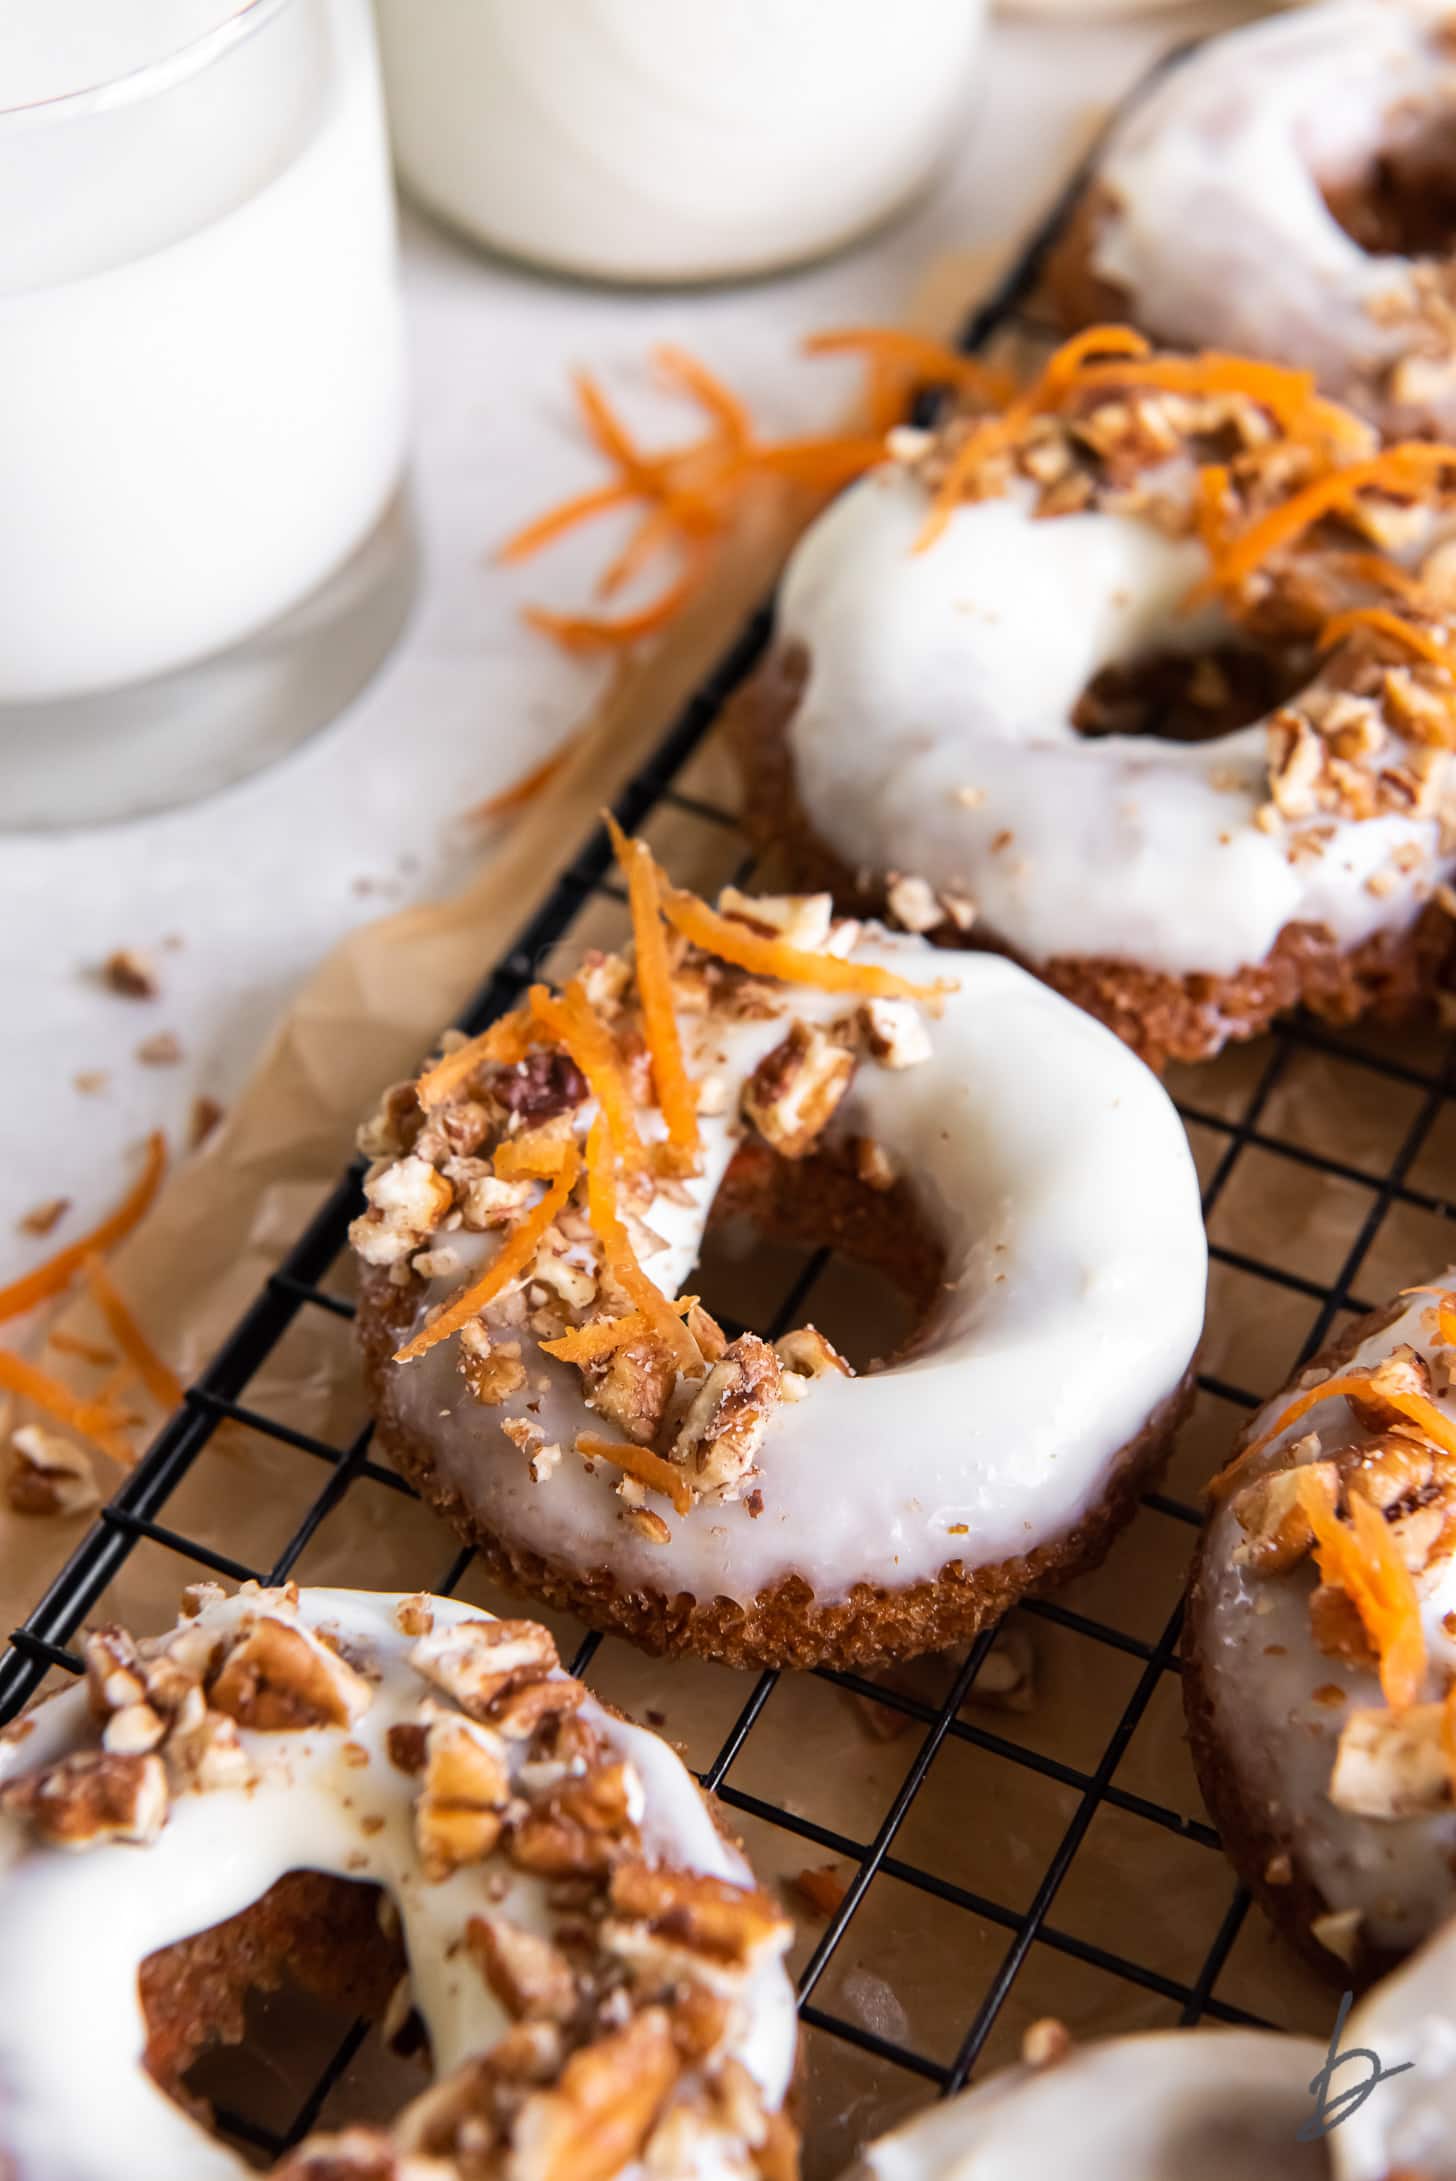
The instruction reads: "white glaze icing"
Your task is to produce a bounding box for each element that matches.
[841,2032,1328,2180]
[776,462,1453,979]
[1088,0,1456,432]
[383,929,1205,1610]
[0,1587,797,2181]
[1336,1912,1456,2178]
[1194,1282,1456,1959]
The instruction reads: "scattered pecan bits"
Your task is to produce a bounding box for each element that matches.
[0,1748,168,1849]
[858,997,933,1070]
[468,1912,578,2023]
[670,1335,781,1500]
[0,1130,165,1325]
[741,1021,854,1160]
[0,1352,134,1468]
[410,1617,565,1720]
[792,1864,848,1919]
[1330,1703,1452,1819]
[609,1862,792,1973]
[508,2007,681,2181]
[209,1615,373,1733]
[508,1757,644,1879]
[393,1147,580,1366]
[101,947,159,999]
[1232,1460,1338,1574]
[414,1711,511,1880]
[1296,1469,1426,1711]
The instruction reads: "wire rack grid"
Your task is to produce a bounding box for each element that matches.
[5,80,1456,2175]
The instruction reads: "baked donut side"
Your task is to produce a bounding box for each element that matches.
[732,343,1456,1069]
[837,2028,1328,2181]
[1184,1282,1456,1988]
[352,856,1205,1670]
[1043,0,1456,439]
[0,1584,800,2181]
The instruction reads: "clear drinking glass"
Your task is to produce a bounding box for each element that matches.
[0,0,413,828]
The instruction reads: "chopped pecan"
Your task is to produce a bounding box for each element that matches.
[102,947,158,999]
[498,1051,589,1124]
[7,1428,100,1519]
[608,1861,791,1971]
[394,1595,435,1639]
[209,1616,373,1732]
[349,1156,453,1269]
[774,1325,852,1384]
[741,1021,854,1160]
[0,1748,168,1848]
[165,1704,254,1793]
[509,1760,641,1877]
[446,1160,533,1232]
[718,887,835,952]
[410,1617,559,1719]
[84,1625,147,1719]
[1231,1460,1337,1574]
[467,1913,578,2022]
[355,1081,423,1162]
[586,1336,676,1448]
[670,1334,780,1498]
[858,998,932,1070]
[507,2006,681,2181]
[884,873,941,934]
[1330,1703,1449,1818]
[459,1325,529,1406]
[416,1710,511,1881]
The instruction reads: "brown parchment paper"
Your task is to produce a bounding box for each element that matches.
[8,212,1437,2176]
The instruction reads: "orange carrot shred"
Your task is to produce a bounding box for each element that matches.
[583,1116,701,1374]
[497,481,637,566]
[605,814,699,1170]
[529,981,646,1172]
[0,1133,165,1327]
[1211,1363,1456,1498]
[1196,444,1456,599]
[80,1255,183,1413]
[523,563,702,653]
[1401,1286,1456,1347]
[654,346,754,454]
[542,1297,696,1367]
[415,1012,534,1112]
[1321,604,1456,678]
[803,327,1017,410]
[0,1351,135,1466]
[658,880,951,1002]
[575,1429,693,1516]
[493,1133,578,1181]
[47,1330,118,1370]
[469,745,577,825]
[1297,1470,1426,1710]
[393,1147,580,1364]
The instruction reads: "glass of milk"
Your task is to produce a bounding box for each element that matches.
[374,0,987,286]
[0,0,411,829]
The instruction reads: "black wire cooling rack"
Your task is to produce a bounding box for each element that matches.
[7,48,1456,2168]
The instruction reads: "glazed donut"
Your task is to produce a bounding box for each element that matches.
[0,1582,798,2181]
[1047,0,1456,439]
[1185,1276,1456,1985]
[733,335,1456,1066]
[1334,1908,1456,2177]
[837,2027,1327,2180]
[352,851,1204,1669]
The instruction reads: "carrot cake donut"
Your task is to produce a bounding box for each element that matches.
[0,1581,799,2181]
[1046,0,1456,439]
[838,2027,1327,2180]
[733,332,1456,1066]
[1185,1277,1456,1985]
[352,838,1205,1670]
[1335,1905,1456,2177]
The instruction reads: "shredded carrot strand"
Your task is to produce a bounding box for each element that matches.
[47,1331,118,1369]
[493,1133,578,1181]
[1062,353,1366,451]
[803,327,1017,410]
[1197,445,1456,598]
[0,1133,165,1327]
[1211,1364,1456,1498]
[605,815,699,1170]
[0,1351,134,1466]
[1401,1286,1456,1346]
[583,1117,700,1374]
[80,1255,183,1413]
[529,982,646,1172]
[523,562,703,652]
[654,346,754,453]
[659,881,951,1002]
[470,744,577,824]
[575,1429,693,1517]
[498,481,637,566]
[1298,1470,1426,1710]
[393,1147,581,1365]
[542,1296,697,1367]
[415,1012,534,1112]
[1321,605,1456,675]
[1330,550,1435,604]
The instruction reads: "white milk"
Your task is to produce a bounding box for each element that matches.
[373,0,987,284]
[0,0,407,703]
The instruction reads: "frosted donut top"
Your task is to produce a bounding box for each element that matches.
[1087,0,1456,435]
[353,853,1204,1608]
[839,2030,1327,2180]
[777,347,1456,980]
[1197,1278,1456,1968]
[0,1584,797,2181]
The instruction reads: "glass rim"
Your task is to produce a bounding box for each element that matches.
[0,0,294,131]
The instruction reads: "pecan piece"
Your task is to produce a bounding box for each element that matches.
[467,1913,578,2022]
[741,1021,854,1159]
[208,1616,373,1732]
[1330,1703,1449,1818]
[410,1618,560,1720]
[670,1334,780,1498]
[0,1749,168,1848]
[1231,1459,1337,1574]
[507,2006,681,2181]
[415,1710,511,1882]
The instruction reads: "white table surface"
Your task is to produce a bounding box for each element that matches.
[0,0,1250,1285]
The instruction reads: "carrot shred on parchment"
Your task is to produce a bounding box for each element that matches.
[80,1254,183,1414]
[0,1132,165,1326]
[393,1147,580,1365]
[0,1351,135,1467]
[1297,1469,1426,1711]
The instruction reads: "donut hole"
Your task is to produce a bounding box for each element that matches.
[1072,639,1309,744]
[1322,117,1456,259]
[702,1141,945,1369]
[141,1871,418,2159]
